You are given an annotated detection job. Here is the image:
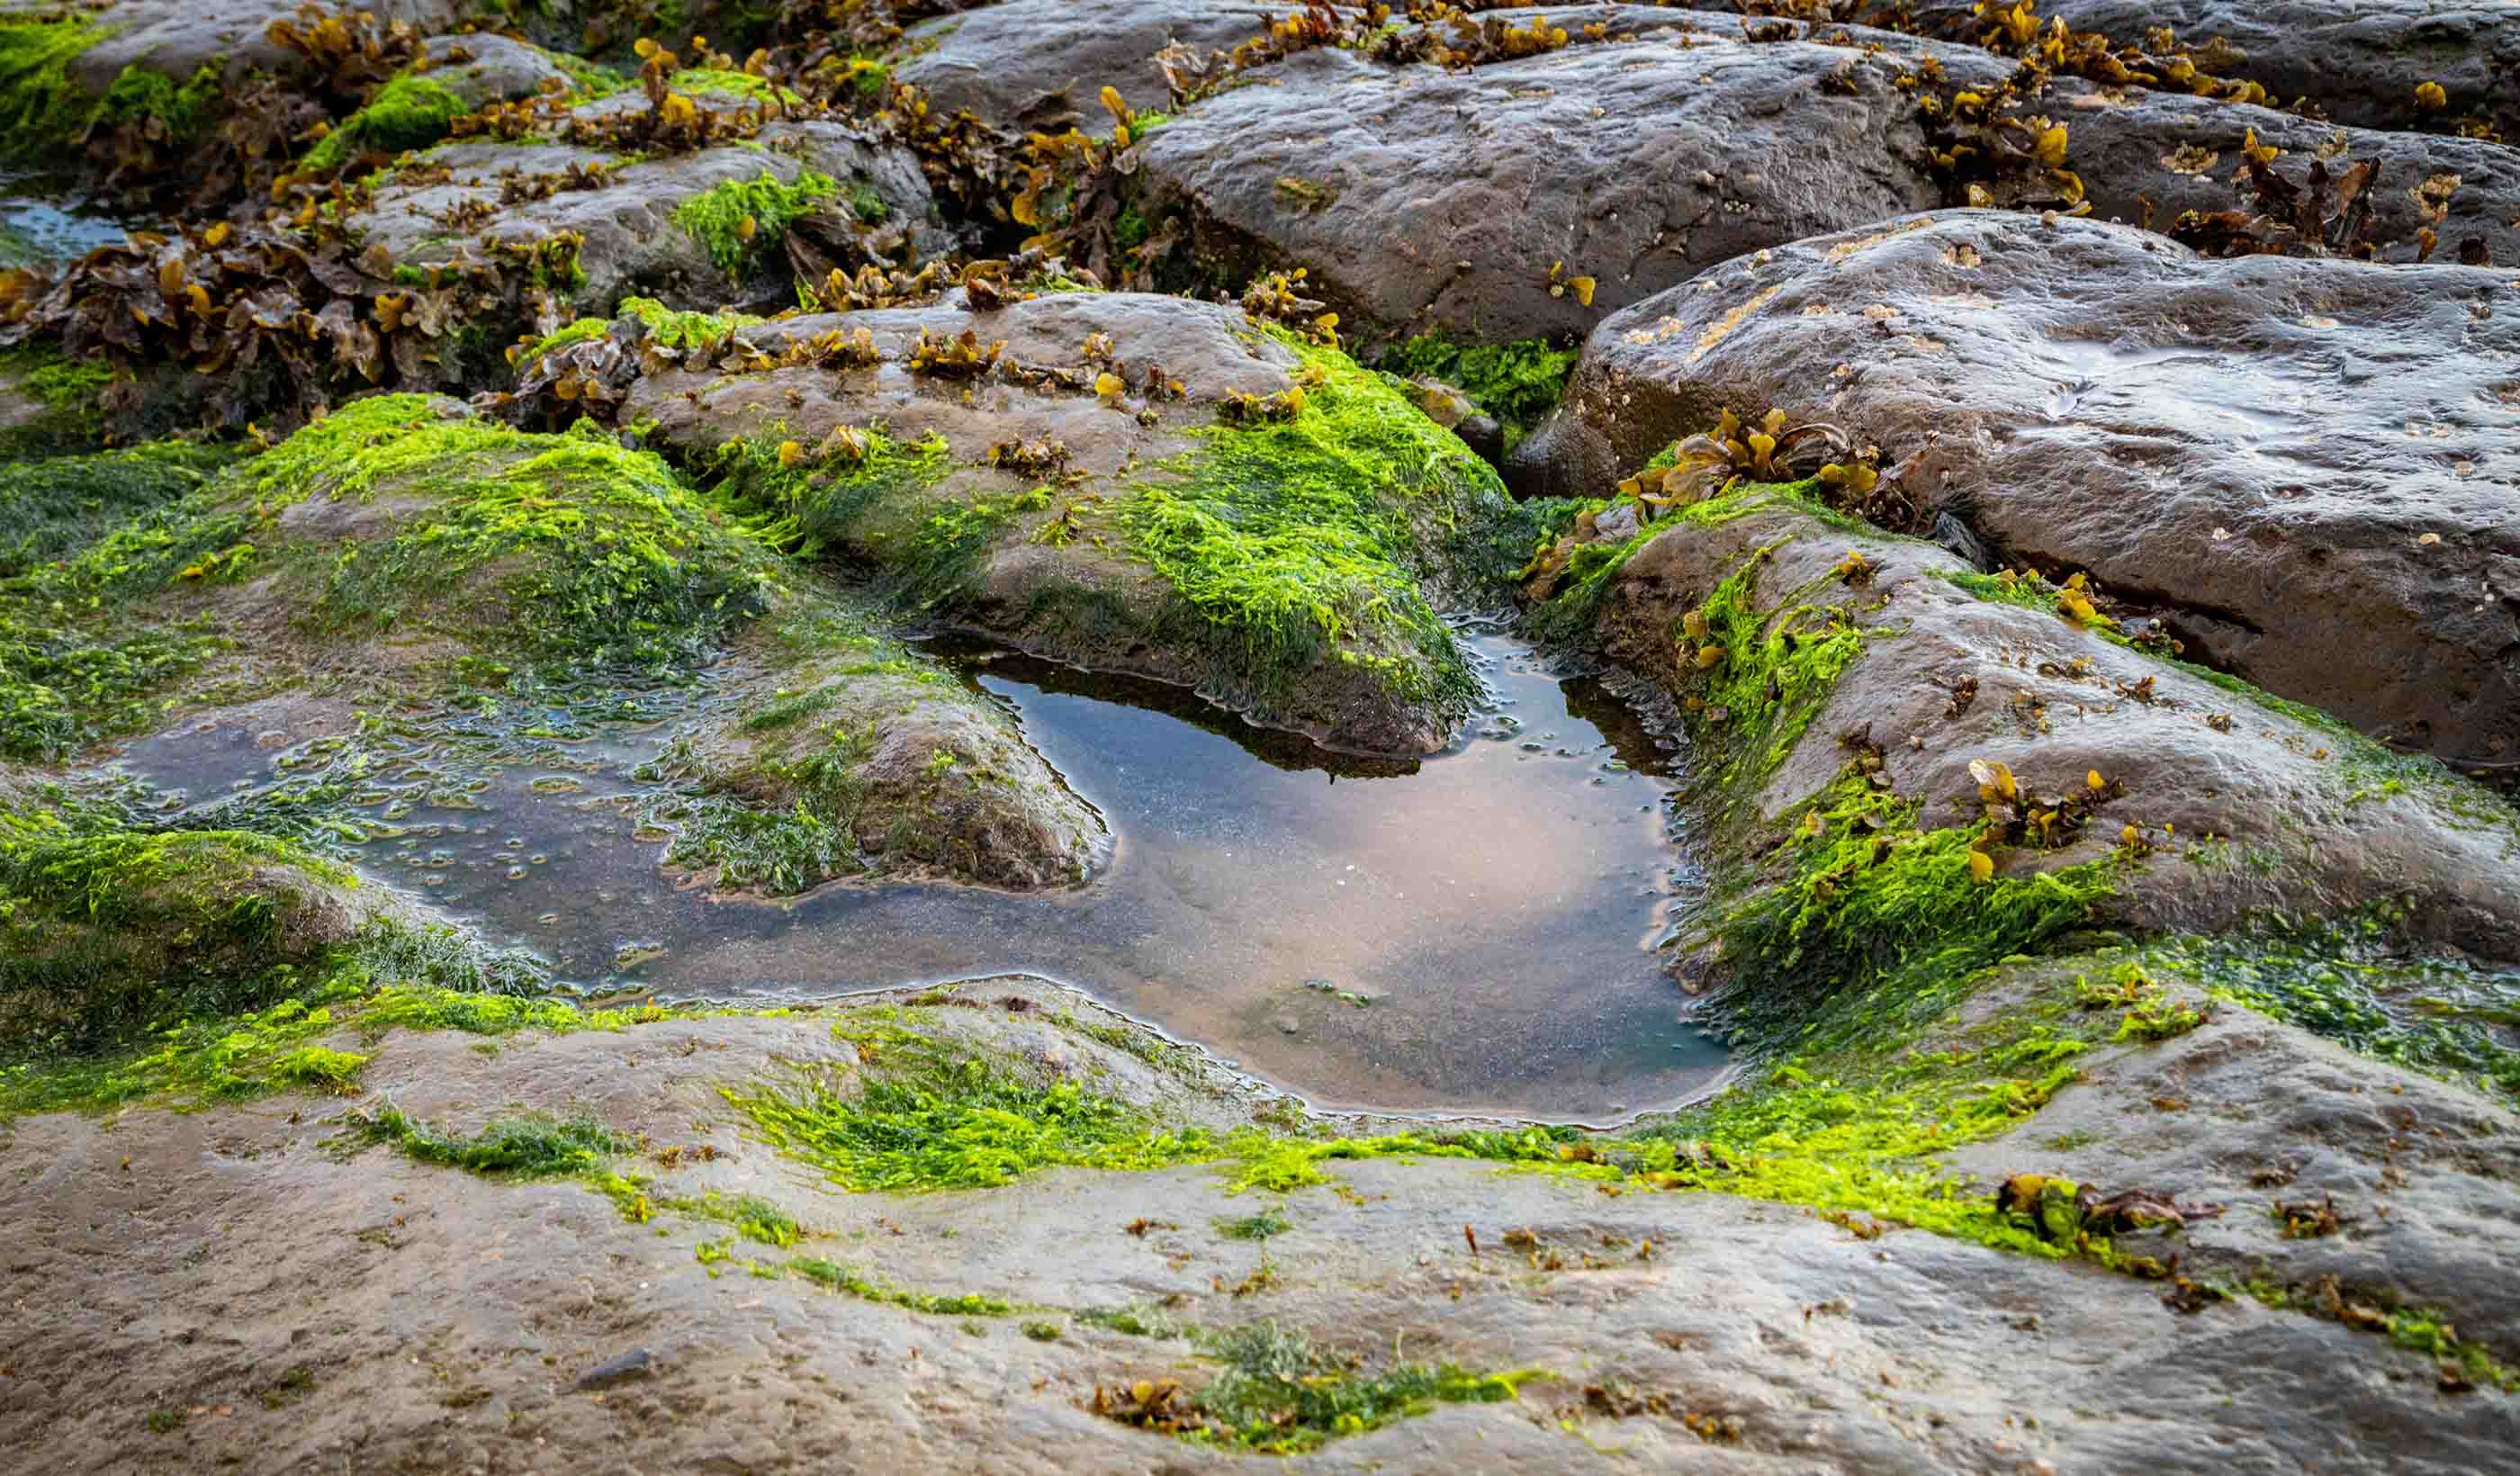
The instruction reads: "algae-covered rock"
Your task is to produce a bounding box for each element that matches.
[1536,482,2520,966]
[664,616,1106,894]
[4,975,2518,1472]
[0,822,374,1055]
[620,291,1514,753]
[1939,951,2520,1357]
[346,103,940,317]
[1514,211,2520,768]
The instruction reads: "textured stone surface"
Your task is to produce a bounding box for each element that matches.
[893,0,1268,129]
[4,982,2515,1474]
[1915,0,2520,137]
[348,113,938,315]
[1513,211,2520,767]
[1134,26,1999,346]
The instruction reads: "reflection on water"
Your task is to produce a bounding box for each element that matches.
[115,633,1722,1120]
[0,171,140,265]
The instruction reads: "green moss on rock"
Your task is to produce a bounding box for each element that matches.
[0,824,364,1057]
[0,20,108,153]
[1374,334,1577,452]
[302,73,469,172]
[672,167,840,275]
[1119,333,1503,723]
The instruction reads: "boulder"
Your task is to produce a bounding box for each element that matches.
[2053,83,2520,267]
[1512,211,2520,767]
[616,290,1513,754]
[1914,0,2520,138]
[1134,27,1993,346]
[348,107,942,317]
[1550,484,2520,964]
[892,0,1267,130]
[50,0,465,97]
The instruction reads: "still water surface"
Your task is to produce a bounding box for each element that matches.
[122,631,1724,1120]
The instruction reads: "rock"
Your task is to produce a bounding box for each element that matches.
[347,99,940,318]
[1561,484,2520,961]
[2053,82,2520,267]
[617,291,1512,754]
[1516,210,2520,767]
[416,32,580,111]
[892,0,1267,130]
[1131,13,2011,346]
[4,983,2516,1473]
[572,1347,654,1390]
[1940,960,2520,1354]
[1914,0,2520,138]
[53,0,465,98]
[671,633,1109,893]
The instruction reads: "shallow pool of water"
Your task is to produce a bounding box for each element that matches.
[115,632,1724,1120]
[0,171,140,265]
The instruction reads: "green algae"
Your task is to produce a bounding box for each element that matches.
[0,19,108,151]
[667,68,795,105]
[1119,333,1503,722]
[302,73,469,172]
[2141,926,2520,1102]
[709,425,954,569]
[0,826,361,1058]
[1375,334,1576,452]
[349,1104,626,1177]
[238,394,784,672]
[719,1042,1220,1192]
[790,1257,1017,1316]
[1706,778,2120,1053]
[516,296,768,370]
[672,167,841,274]
[1683,544,1870,787]
[0,441,233,578]
[93,60,220,146]
[1134,1321,1545,1454]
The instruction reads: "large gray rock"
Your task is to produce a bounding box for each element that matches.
[1915,0,2520,138]
[1133,24,2010,346]
[1512,210,2520,769]
[2053,83,2520,266]
[893,0,1268,130]
[47,0,464,95]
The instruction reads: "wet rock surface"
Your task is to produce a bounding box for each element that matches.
[3,984,2515,1474]
[1135,30,1977,346]
[1915,0,2520,137]
[349,114,940,317]
[892,0,1265,129]
[1516,211,2520,767]
[1571,490,2520,962]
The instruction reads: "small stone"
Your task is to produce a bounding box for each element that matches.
[573,1348,653,1390]
[1274,1016,1301,1036]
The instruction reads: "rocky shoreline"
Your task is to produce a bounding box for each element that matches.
[2,3,2516,1471]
